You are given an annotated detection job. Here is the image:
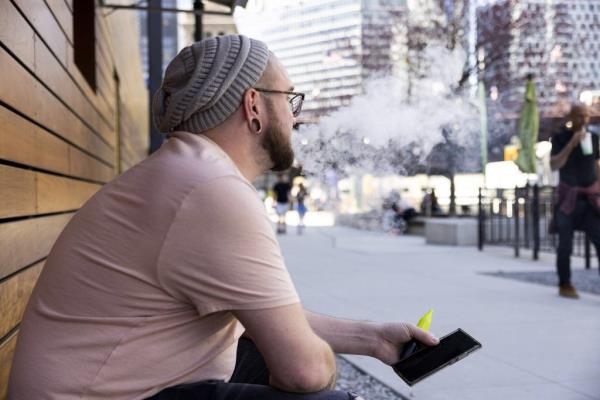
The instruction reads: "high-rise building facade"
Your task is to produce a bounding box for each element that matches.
[138,0,180,84]
[235,0,407,120]
[177,0,239,52]
[477,0,600,151]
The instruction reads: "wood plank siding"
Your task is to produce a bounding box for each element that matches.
[0,0,148,394]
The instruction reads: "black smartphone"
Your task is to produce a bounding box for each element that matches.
[392,328,482,386]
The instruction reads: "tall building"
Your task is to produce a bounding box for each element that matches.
[177,0,239,51]
[477,0,600,155]
[235,0,408,120]
[138,0,180,84]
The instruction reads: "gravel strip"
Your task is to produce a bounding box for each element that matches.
[481,269,600,295]
[335,356,405,400]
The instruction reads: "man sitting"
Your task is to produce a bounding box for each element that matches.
[8,35,438,400]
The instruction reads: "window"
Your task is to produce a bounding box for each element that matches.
[73,1,96,91]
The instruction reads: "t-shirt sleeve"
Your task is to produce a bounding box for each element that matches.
[157,176,300,315]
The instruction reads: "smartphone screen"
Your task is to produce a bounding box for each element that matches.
[393,328,481,386]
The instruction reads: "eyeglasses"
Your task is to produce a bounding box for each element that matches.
[254,87,305,117]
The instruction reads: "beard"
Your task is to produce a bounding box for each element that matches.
[260,118,295,172]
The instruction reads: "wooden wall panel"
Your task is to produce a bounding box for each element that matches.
[36,174,100,214]
[0,45,43,121]
[95,45,116,105]
[0,331,18,400]
[1,2,115,156]
[0,165,100,219]
[1,0,115,140]
[0,105,114,183]
[0,46,114,164]
[45,0,73,44]
[66,45,115,127]
[0,0,35,66]
[0,1,148,392]
[96,13,116,67]
[0,213,72,281]
[120,138,141,168]
[96,25,115,72]
[96,40,115,86]
[96,66,116,119]
[105,10,149,166]
[69,146,114,182]
[12,0,68,66]
[33,33,116,148]
[0,165,36,219]
[95,16,117,116]
[0,262,44,340]
[0,106,70,175]
[118,106,147,168]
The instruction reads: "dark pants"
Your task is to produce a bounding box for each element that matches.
[145,338,362,400]
[555,198,600,285]
[401,208,417,223]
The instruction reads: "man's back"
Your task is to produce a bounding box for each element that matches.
[8,132,298,399]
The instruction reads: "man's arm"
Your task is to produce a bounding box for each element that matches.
[304,310,439,365]
[233,304,336,393]
[550,130,585,171]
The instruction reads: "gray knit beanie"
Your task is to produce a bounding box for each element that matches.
[152,35,270,133]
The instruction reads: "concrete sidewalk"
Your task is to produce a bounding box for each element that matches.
[277,225,600,400]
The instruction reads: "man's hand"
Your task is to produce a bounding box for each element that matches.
[303,311,439,366]
[551,129,586,171]
[570,129,586,146]
[373,322,439,365]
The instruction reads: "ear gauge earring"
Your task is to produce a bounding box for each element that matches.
[252,119,262,134]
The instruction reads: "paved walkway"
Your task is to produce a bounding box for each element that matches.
[277,225,600,400]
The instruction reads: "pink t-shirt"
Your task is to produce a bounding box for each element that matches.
[8,132,300,399]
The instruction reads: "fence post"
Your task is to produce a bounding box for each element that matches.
[478,187,484,251]
[532,184,540,260]
[585,234,591,269]
[524,183,530,248]
[499,198,504,242]
[514,187,520,257]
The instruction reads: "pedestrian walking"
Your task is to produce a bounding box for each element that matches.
[296,182,309,234]
[273,173,292,234]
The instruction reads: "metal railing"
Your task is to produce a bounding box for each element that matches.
[477,184,598,271]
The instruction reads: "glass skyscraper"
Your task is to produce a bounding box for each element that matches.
[236,0,407,120]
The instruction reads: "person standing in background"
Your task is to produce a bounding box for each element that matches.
[296,182,309,234]
[550,103,600,299]
[273,173,292,234]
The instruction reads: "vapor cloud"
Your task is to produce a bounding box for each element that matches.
[293,46,481,176]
